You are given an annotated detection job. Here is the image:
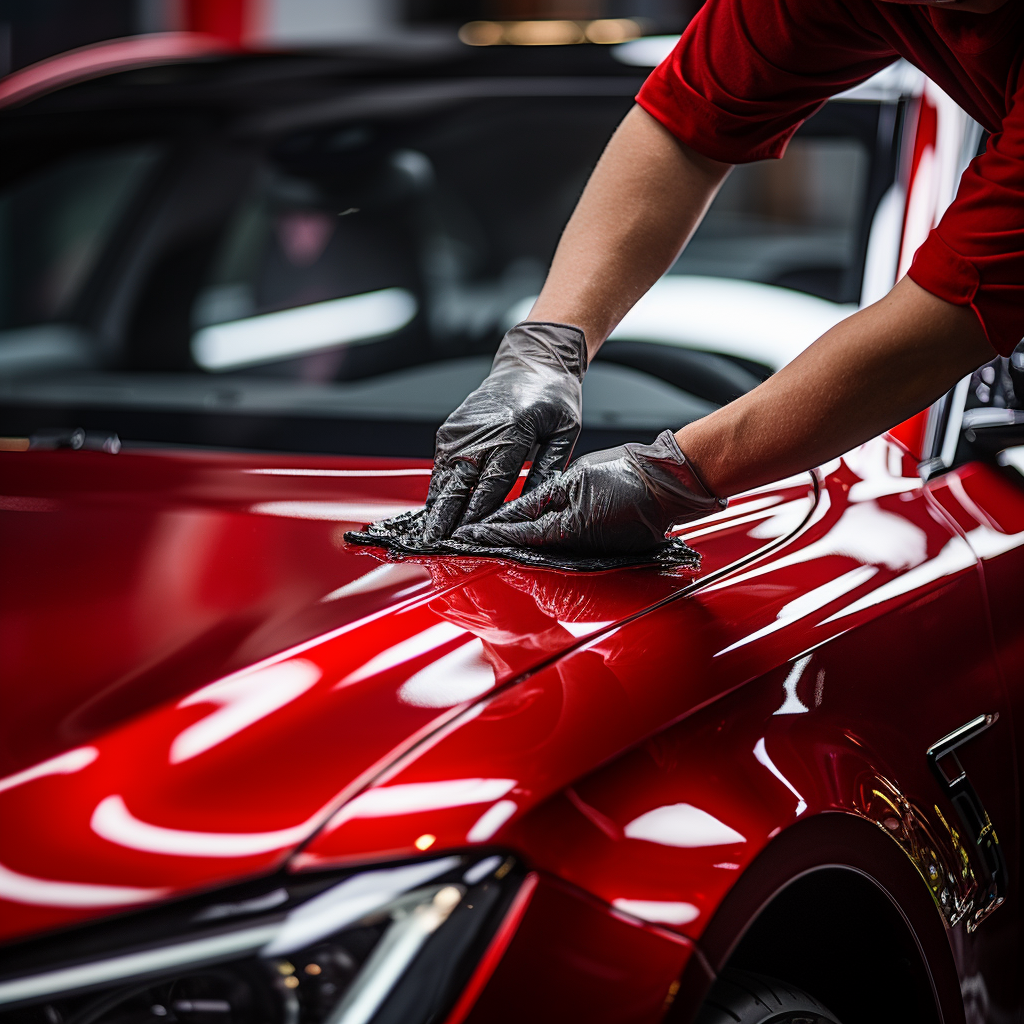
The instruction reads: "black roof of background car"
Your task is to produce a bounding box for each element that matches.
[0,40,649,185]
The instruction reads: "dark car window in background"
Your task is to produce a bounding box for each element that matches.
[671,137,869,304]
[184,102,613,382]
[0,146,161,370]
[0,65,896,458]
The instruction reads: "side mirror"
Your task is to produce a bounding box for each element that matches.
[962,345,1024,453]
[962,409,1024,452]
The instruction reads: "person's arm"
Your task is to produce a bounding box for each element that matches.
[530,105,732,361]
[676,275,993,496]
[529,107,993,497]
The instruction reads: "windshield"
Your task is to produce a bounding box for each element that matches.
[0,69,894,459]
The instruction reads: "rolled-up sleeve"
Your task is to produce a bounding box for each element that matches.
[908,71,1024,355]
[636,0,895,164]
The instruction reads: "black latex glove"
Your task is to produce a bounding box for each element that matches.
[422,321,586,542]
[452,430,726,555]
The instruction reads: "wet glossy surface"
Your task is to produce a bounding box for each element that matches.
[303,442,1012,912]
[0,447,808,943]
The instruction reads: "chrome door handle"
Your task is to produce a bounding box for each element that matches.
[927,713,1006,927]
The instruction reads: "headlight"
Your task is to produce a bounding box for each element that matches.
[0,854,525,1024]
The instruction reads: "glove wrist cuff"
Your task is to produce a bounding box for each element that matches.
[502,321,588,379]
[658,430,724,502]
[633,429,728,521]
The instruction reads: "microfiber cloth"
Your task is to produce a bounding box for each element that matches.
[344,509,701,572]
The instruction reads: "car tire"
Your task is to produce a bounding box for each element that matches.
[695,969,842,1024]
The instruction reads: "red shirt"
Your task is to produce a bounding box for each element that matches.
[637,0,1024,355]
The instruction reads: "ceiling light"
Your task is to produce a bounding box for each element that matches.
[585,19,642,44]
[459,19,641,47]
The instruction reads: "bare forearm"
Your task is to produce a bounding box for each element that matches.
[529,105,731,361]
[677,277,994,497]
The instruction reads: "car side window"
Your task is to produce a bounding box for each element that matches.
[0,145,160,332]
[670,136,871,304]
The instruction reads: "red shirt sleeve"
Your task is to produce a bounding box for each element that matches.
[909,70,1024,356]
[636,0,896,164]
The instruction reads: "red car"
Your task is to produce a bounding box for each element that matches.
[1,34,1022,1024]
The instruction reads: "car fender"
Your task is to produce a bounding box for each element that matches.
[669,813,964,1024]
[504,659,973,942]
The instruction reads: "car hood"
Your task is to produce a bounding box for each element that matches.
[0,447,817,944]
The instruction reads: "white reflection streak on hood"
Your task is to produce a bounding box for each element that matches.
[0,859,167,908]
[331,778,517,828]
[624,803,745,848]
[0,747,98,795]
[399,638,495,708]
[964,523,1024,560]
[716,565,877,655]
[676,501,800,541]
[774,656,812,715]
[467,800,518,842]
[746,496,817,540]
[557,619,615,638]
[338,621,465,687]
[844,438,919,502]
[91,795,321,857]
[249,501,423,522]
[172,660,322,764]
[848,476,919,502]
[321,563,430,603]
[820,535,977,623]
[754,738,807,816]
[682,495,783,526]
[703,501,927,594]
[734,471,823,497]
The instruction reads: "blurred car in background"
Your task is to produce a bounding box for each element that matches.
[5,31,1024,1024]
[0,33,967,455]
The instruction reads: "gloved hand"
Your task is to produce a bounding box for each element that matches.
[452,430,726,555]
[422,322,587,542]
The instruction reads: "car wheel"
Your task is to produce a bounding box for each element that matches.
[696,969,842,1023]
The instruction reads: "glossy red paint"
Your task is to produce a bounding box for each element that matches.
[0,446,801,943]
[442,872,539,1024]
[4,437,1024,1022]
[299,437,983,874]
[295,438,1021,1017]
[460,873,695,1024]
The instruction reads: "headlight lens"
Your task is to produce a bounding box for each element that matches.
[0,854,523,1024]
